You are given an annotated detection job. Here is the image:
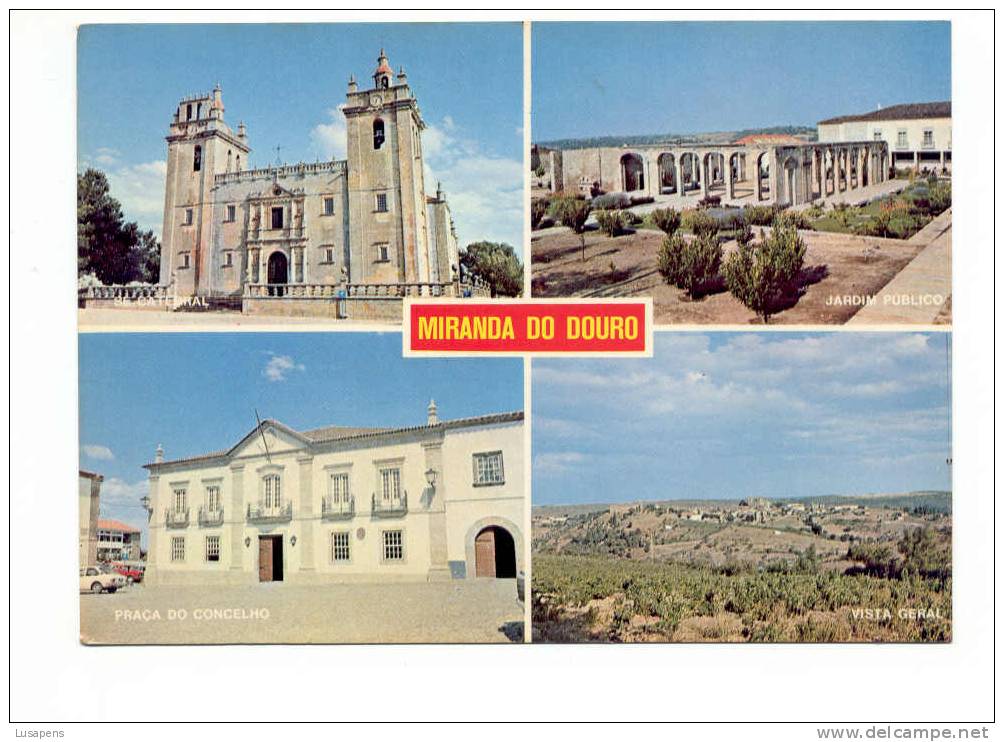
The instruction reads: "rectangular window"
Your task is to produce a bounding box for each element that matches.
[205,535,220,562]
[331,532,350,562]
[271,206,284,230]
[380,468,401,503]
[206,485,220,512]
[897,130,908,148]
[171,537,185,562]
[180,253,191,269]
[323,247,335,264]
[375,193,388,212]
[382,530,404,561]
[184,208,194,226]
[330,473,350,503]
[473,451,505,486]
[873,130,883,141]
[375,243,390,262]
[923,129,934,147]
[323,196,335,215]
[226,204,236,222]
[263,474,281,509]
[173,488,187,511]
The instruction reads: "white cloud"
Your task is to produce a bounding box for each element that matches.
[99,477,149,507]
[534,451,587,475]
[420,117,523,253]
[263,353,305,382]
[81,154,168,237]
[310,105,349,162]
[82,444,114,461]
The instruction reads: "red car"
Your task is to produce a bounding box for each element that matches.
[110,562,144,583]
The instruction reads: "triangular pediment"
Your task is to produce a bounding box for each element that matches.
[227,420,309,460]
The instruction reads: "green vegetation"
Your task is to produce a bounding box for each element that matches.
[78,168,160,285]
[723,213,807,323]
[549,197,592,261]
[533,540,952,643]
[808,178,951,239]
[458,241,524,297]
[594,209,626,237]
[530,198,549,230]
[656,210,722,300]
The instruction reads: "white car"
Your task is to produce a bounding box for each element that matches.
[80,566,127,594]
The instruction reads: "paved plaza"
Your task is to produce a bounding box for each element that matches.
[80,580,525,644]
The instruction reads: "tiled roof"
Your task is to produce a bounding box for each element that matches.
[145,412,524,469]
[733,134,807,146]
[97,519,140,534]
[819,101,951,125]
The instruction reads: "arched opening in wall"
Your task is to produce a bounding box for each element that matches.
[474,526,516,578]
[679,153,697,193]
[756,152,770,200]
[373,119,385,150]
[620,153,644,192]
[193,145,202,173]
[657,153,676,194]
[782,157,799,206]
[267,251,288,296]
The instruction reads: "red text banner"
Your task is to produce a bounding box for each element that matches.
[404,299,652,356]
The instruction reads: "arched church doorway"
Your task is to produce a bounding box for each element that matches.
[267,251,288,296]
[474,526,517,578]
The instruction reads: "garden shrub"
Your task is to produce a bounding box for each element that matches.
[723,213,807,322]
[681,209,720,238]
[650,207,682,236]
[659,232,722,299]
[629,195,655,206]
[530,198,549,230]
[743,204,779,226]
[697,194,721,209]
[594,209,626,237]
[591,191,632,210]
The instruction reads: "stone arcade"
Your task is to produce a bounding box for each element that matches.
[142,402,524,586]
[538,138,890,207]
[113,50,486,320]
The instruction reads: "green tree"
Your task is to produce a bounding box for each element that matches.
[723,214,807,323]
[650,207,682,235]
[459,241,524,297]
[78,168,160,284]
[550,197,592,260]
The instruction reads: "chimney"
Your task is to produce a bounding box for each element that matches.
[155,444,164,464]
[427,399,439,426]
[348,74,358,94]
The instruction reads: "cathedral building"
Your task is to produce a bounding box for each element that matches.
[158,50,472,319]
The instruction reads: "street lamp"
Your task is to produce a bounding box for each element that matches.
[425,467,438,489]
[140,494,152,522]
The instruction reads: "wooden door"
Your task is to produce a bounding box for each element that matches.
[474,529,496,578]
[258,537,273,582]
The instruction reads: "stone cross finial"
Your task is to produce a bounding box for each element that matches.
[155,444,164,463]
[427,399,438,425]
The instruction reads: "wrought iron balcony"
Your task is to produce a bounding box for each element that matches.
[165,508,190,528]
[198,507,224,527]
[371,491,408,518]
[246,501,292,524]
[321,495,355,521]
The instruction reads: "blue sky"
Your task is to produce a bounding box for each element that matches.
[533,332,951,505]
[77,23,524,250]
[79,333,523,542]
[532,21,951,141]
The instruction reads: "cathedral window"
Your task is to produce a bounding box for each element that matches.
[321,246,335,264]
[375,243,390,263]
[186,103,192,121]
[271,206,284,230]
[375,193,388,212]
[373,119,385,150]
[323,196,335,215]
[225,204,236,222]
[193,145,202,172]
[180,253,191,269]
[222,252,233,268]
[184,208,193,225]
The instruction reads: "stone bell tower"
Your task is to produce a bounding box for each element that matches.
[343,50,432,285]
[160,84,250,295]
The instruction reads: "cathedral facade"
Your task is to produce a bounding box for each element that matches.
[158,51,466,316]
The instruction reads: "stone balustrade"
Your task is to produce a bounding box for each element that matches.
[79,284,172,302]
[214,160,347,185]
[242,281,488,299]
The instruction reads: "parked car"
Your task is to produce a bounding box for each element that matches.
[79,566,127,594]
[110,562,144,583]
